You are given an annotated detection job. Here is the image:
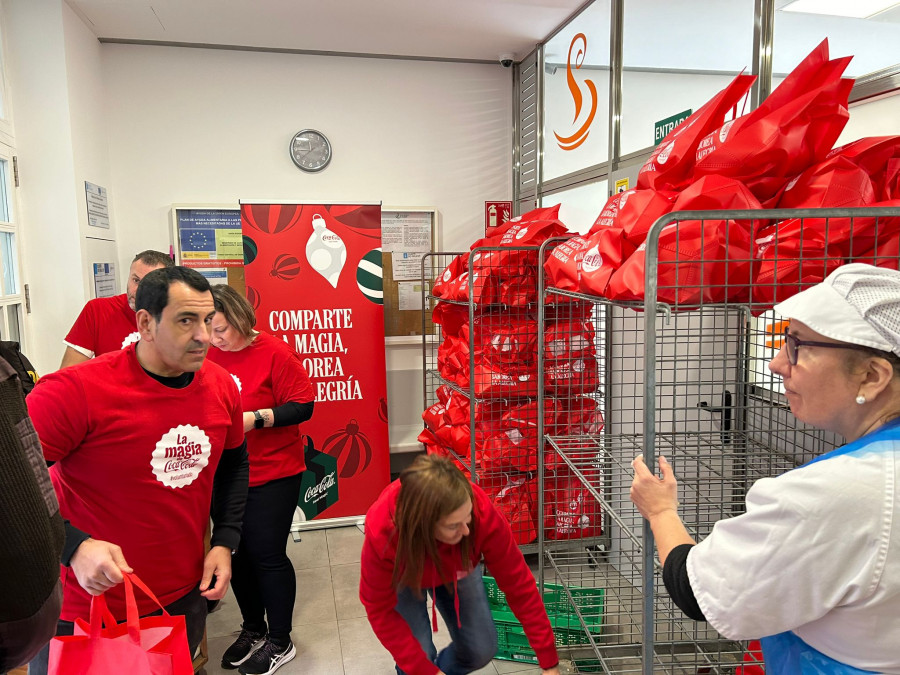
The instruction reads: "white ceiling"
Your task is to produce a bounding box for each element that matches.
[64,0,591,63]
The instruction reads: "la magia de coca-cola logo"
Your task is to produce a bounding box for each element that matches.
[150,424,211,489]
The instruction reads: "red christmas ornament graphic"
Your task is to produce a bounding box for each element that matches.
[245,285,261,310]
[243,203,305,234]
[328,204,382,240]
[377,397,388,423]
[270,254,302,280]
[322,419,373,478]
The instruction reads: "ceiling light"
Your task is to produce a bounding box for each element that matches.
[780,0,899,19]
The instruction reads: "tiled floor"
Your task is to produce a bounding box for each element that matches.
[199,525,544,675]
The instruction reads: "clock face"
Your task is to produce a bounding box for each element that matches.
[290,129,332,172]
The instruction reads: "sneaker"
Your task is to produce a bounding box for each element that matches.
[221,627,267,669]
[238,638,296,675]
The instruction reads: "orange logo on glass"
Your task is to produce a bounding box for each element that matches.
[554,33,597,152]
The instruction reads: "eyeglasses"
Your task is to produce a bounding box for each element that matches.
[782,327,874,366]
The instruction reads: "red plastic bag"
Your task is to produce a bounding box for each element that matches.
[754,199,900,306]
[576,226,638,298]
[826,136,900,198]
[49,574,192,675]
[485,204,561,239]
[543,235,591,293]
[493,475,538,545]
[607,175,762,305]
[693,43,853,204]
[591,188,678,247]
[637,73,756,192]
[544,472,603,540]
[734,640,765,675]
[431,253,469,298]
[854,230,900,270]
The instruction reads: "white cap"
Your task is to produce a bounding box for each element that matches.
[774,263,900,357]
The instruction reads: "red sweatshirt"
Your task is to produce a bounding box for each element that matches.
[359,479,558,675]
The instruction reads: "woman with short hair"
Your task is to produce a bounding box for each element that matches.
[360,454,561,675]
[631,263,900,674]
[207,284,315,675]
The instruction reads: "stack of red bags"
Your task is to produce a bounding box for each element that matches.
[433,205,568,307]
[426,205,609,544]
[543,39,900,309]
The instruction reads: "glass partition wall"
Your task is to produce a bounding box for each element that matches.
[515,0,900,220]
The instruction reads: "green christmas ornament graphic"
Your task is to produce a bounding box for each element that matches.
[356,248,383,305]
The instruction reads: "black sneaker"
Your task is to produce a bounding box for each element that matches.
[238,638,296,675]
[221,627,267,669]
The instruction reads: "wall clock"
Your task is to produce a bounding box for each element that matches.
[289,129,332,172]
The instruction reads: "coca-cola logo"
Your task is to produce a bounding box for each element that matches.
[304,471,337,503]
[581,246,603,273]
[321,232,342,245]
[515,226,529,240]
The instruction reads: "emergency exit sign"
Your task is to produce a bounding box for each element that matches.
[654,109,692,145]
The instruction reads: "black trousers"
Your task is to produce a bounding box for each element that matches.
[230,471,303,642]
[28,584,206,674]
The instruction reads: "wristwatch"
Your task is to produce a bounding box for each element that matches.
[253,410,265,429]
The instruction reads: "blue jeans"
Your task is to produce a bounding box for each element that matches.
[394,564,498,675]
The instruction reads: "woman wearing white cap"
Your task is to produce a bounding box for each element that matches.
[630,263,900,674]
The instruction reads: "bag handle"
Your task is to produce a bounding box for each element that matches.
[88,593,120,640]
[121,572,171,643]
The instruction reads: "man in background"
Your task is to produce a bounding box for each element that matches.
[59,249,174,369]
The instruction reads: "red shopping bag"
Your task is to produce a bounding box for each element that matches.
[49,573,192,675]
[591,188,677,247]
[637,73,756,192]
[693,41,853,204]
[826,135,900,198]
[544,472,603,540]
[493,475,538,545]
[607,175,762,305]
[576,226,638,298]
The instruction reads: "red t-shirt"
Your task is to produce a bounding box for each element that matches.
[63,293,140,357]
[26,345,244,621]
[207,331,315,486]
[360,480,559,674]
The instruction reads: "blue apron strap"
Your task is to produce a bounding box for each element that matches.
[761,632,878,674]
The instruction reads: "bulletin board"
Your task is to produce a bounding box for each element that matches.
[380,208,439,339]
[169,204,246,292]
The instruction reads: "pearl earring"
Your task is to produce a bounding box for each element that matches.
[856,394,866,405]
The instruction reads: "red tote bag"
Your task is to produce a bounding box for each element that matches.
[49,573,193,675]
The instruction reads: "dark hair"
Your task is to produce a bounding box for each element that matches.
[132,249,175,269]
[392,454,475,595]
[136,266,211,322]
[211,285,257,339]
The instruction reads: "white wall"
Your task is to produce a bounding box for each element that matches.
[2,0,88,373]
[62,1,117,286]
[101,44,512,260]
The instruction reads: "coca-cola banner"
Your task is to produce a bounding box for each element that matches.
[241,202,390,520]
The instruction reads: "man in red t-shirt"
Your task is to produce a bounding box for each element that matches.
[60,249,174,369]
[27,266,249,673]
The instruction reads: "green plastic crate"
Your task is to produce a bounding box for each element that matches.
[484,575,605,662]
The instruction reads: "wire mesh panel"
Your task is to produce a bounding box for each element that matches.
[537,207,900,674]
[422,246,597,550]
